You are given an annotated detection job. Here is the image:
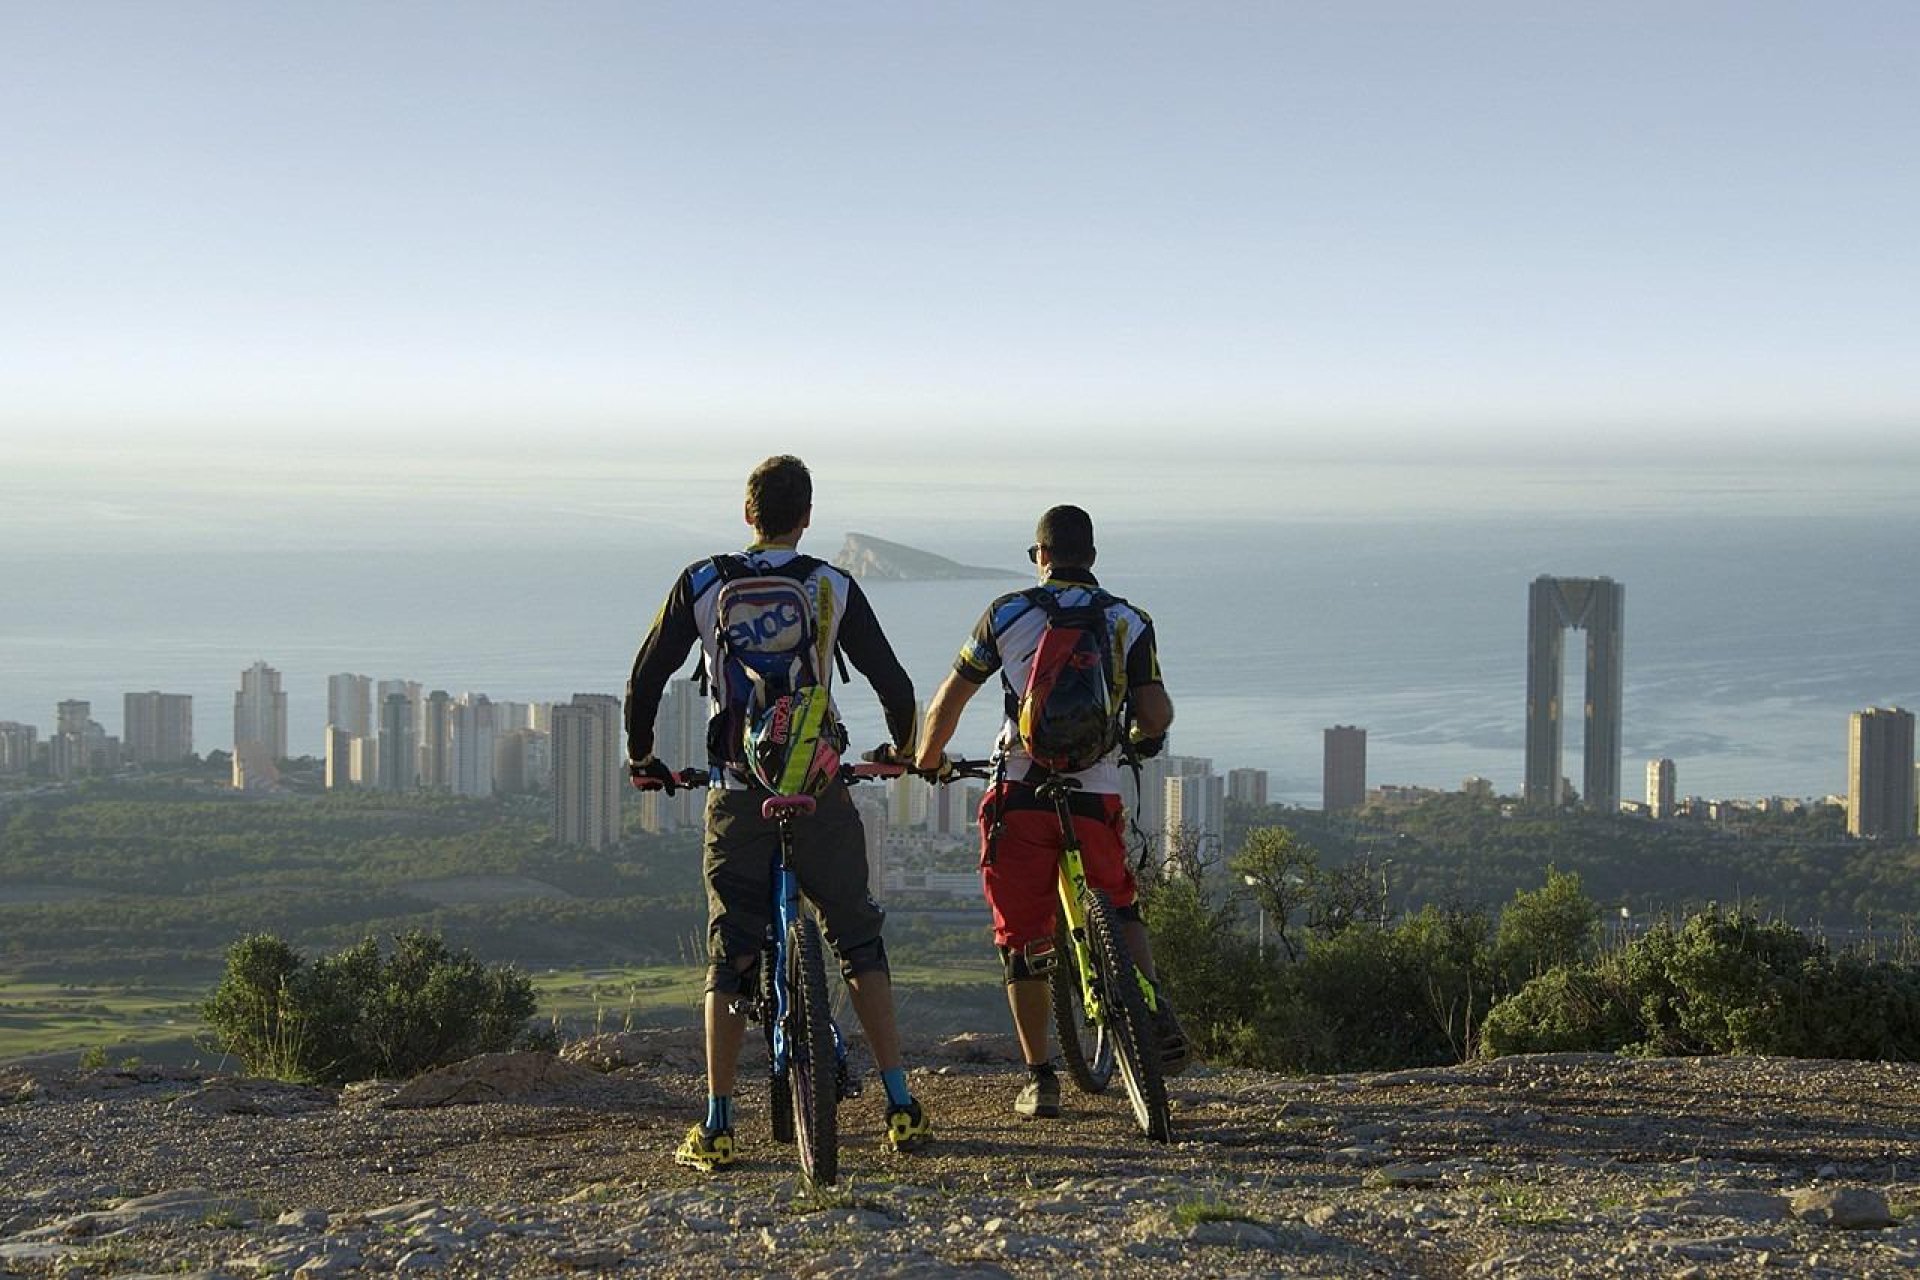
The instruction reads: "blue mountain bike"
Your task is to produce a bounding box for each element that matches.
[646,759,902,1185]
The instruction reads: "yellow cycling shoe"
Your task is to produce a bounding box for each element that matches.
[883,1100,934,1152]
[674,1123,738,1171]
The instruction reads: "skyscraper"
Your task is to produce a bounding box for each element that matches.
[1848,707,1916,839]
[324,725,356,790]
[124,691,193,765]
[450,694,496,798]
[1164,769,1225,865]
[1524,576,1624,812]
[327,673,373,740]
[1323,726,1366,812]
[1227,767,1269,808]
[1646,758,1676,820]
[0,722,36,774]
[419,690,453,792]
[377,692,415,792]
[553,694,623,849]
[233,661,288,762]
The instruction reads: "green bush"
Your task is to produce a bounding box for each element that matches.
[203,929,537,1082]
[1482,909,1920,1061]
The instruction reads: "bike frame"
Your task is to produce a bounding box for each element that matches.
[1042,784,1160,1029]
[759,795,851,1092]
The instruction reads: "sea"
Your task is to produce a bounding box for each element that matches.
[2,454,1916,805]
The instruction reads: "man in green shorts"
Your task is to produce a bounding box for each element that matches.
[624,455,932,1168]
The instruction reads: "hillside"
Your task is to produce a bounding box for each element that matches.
[1,1042,1916,1277]
[830,532,1022,581]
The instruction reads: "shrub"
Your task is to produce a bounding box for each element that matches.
[1479,962,1638,1056]
[1494,867,1600,984]
[203,929,537,1082]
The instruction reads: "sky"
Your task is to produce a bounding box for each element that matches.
[2,0,1916,477]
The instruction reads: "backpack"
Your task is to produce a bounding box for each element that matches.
[1012,587,1131,774]
[703,554,847,794]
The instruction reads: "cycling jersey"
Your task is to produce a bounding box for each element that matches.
[951,568,1162,796]
[625,546,917,776]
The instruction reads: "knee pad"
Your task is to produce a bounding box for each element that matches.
[705,952,761,997]
[838,935,889,983]
[999,937,1059,984]
[1114,902,1142,924]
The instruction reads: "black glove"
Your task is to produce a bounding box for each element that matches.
[628,756,677,792]
[1128,731,1166,761]
[861,744,906,767]
[916,752,958,784]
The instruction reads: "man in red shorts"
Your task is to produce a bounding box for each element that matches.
[915,504,1187,1118]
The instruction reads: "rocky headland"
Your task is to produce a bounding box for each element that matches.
[830,534,1022,582]
[2,1037,1917,1278]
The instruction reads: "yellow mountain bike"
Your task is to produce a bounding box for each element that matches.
[947,760,1171,1142]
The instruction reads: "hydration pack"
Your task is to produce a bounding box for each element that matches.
[705,554,847,794]
[1013,587,1130,774]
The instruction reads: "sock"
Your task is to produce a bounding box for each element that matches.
[704,1094,732,1133]
[879,1066,912,1108]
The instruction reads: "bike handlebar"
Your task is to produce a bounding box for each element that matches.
[629,757,907,792]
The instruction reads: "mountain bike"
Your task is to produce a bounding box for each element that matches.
[942,758,1172,1142]
[638,758,904,1185]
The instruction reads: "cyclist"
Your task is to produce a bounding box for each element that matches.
[915,504,1188,1119]
[625,455,933,1169]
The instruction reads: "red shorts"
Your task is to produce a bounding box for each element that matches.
[977,784,1138,949]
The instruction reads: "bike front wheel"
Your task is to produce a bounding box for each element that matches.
[1082,890,1171,1142]
[764,946,795,1144]
[1051,917,1114,1094]
[787,914,840,1184]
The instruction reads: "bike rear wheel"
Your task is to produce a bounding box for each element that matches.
[1051,917,1114,1094]
[1082,890,1171,1142]
[764,948,794,1144]
[787,915,840,1184]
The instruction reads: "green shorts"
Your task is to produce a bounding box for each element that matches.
[702,784,886,986]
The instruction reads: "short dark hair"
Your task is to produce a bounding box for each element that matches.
[1035,504,1095,566]
[746,455,812,538]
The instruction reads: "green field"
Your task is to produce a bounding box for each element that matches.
[0,972,212,1064]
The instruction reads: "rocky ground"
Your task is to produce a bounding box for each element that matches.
[3,1032,1918,1278]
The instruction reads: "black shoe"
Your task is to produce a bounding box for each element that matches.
[1014,1072,1060,1118]
[1151,990,1191,1076]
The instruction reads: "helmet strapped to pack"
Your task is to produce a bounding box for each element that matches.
[1012,587,1130,774]
[704,554,847,795]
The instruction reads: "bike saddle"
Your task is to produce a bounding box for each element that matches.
[762,794,818,821]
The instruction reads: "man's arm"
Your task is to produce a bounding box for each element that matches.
[623,572,699,763]
[836,578,917,752]
[915,669,983,771]
[1125,613,1174,739]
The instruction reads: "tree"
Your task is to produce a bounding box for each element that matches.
[1230,826,1317,962]
[1495,867,1600,983]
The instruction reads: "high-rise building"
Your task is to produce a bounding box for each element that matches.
[552,694,623,849]
[324,725,356,790]
[0,722,36,774]
[1164,769,1225,864]
[1126,752,1211,852]
[1323,725,1367,812]
[377,692,415,792]
[328,674,373,740]
[124,691,193,765]
[350,735,379,787]
[1848,707,1916,839]
[418,690,454,792]
[233,661,288,762]
[451,694,495,798]
[1524,576,1625,811]
[1227,767,1269,808]
[1647,758,1677,820]
[647,677,708,831]
[50,701,110,780]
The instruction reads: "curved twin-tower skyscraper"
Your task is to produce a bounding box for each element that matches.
[1524,576,1624,812]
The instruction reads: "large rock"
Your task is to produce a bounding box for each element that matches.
[383,1052,608,1108]
[1789,1187,1896,1230]
[559,1029,704,1073]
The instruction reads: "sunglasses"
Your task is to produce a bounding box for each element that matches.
[1026,544,1044,563]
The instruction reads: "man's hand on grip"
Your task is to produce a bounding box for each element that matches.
[628,756,677,792]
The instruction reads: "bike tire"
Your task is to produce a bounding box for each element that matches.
[764,948,794,1144]
[1082,889,1171,1142]
[788,915,840,1184]
[1051,917,1114,1095]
